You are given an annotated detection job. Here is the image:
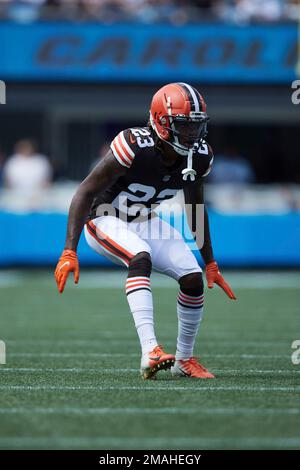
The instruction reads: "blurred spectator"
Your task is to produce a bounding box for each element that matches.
[284,0,300,20]
[209,145,255,184]
[1,0,46,23]
[3,139,52,191]
[216,0,284,24]
[0,0,296,23]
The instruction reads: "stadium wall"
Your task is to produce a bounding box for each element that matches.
[0,211,299,268]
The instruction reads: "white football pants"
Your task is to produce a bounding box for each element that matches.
[84,215,201,280]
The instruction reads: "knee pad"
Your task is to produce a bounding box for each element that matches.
[179,272,204,297]
[128,251,152,278]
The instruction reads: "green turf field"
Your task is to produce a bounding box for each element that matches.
[0,270,300,450]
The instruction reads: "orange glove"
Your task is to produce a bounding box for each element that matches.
[206,261,236,300]
[54,249,79,294]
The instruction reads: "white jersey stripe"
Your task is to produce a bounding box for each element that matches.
[114,136,133,164]
[116,134,134,162]
[110,141,131,168]
[119,131,135,158]
[111,139,132,168]
[110,130,136,169]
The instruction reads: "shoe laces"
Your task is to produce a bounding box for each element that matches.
[185,357,208,373]
[152,345,164,355]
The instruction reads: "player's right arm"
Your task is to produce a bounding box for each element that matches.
[54,150,126,293]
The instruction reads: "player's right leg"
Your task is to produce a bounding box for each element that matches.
[84,216,174,379]
[134,215,214,379]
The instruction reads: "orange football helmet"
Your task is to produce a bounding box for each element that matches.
[149,82,209,156]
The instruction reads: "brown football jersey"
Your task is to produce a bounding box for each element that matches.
[89,126,213,222]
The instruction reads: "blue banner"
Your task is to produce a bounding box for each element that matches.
[0,211,299,267]
[0,22,297,83]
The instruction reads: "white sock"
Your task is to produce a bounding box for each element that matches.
[126,276,158,355]
[176,289,204,361]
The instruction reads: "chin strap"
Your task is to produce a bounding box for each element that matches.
[182,146,197,181]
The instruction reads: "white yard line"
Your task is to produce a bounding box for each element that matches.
[1,270,300,289]
[5,339,295,347]
[0,385,299,392]
[0,436,299,449]
[5,352,292,358]
[0,367,299,374]
[14,329,293,339]
[0,406,298,415]
[7,352,140,357]
[0,367,138,373]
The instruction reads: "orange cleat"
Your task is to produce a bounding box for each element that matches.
[140,345,175,380]
[171,357,215,379]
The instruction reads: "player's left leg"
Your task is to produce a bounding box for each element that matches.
[85,216,174,379]
[134,215,214,379]
[172,272,215,378]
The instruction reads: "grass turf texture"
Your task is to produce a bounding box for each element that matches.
[0,270,300,450]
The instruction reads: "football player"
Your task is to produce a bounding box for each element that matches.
[55,83,236,380]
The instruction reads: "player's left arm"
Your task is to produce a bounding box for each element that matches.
[183,182,236,300]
